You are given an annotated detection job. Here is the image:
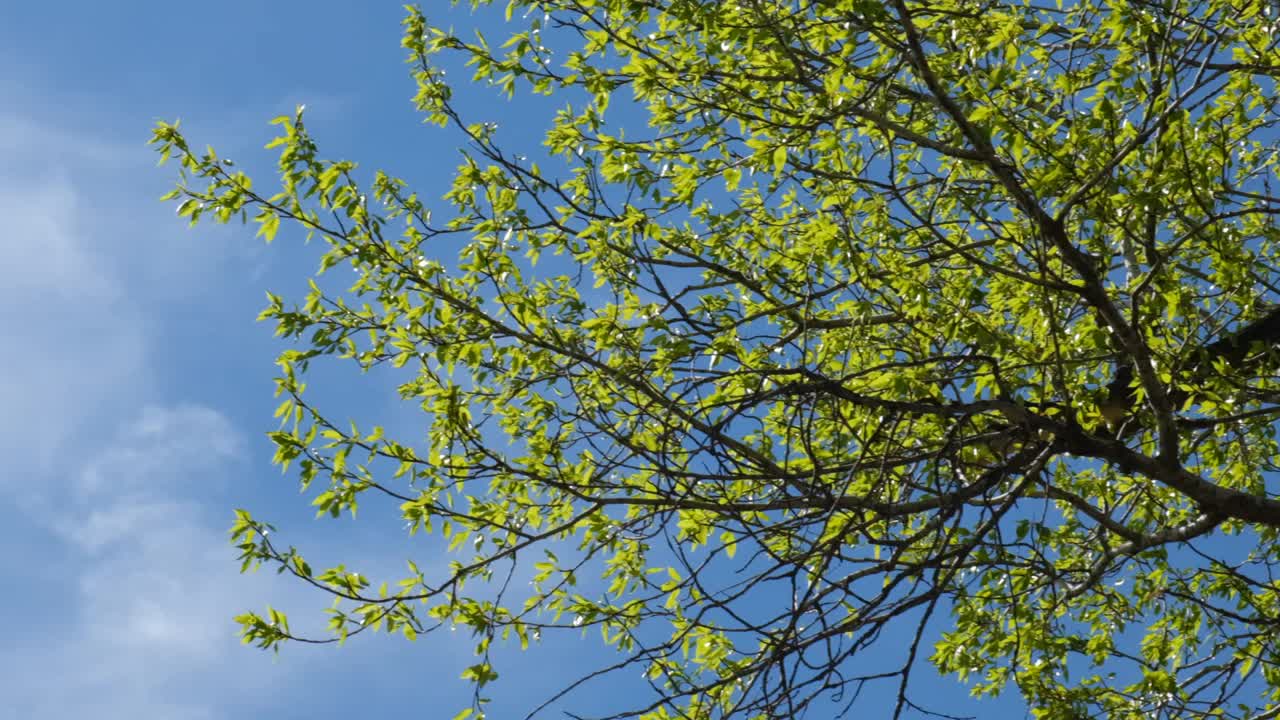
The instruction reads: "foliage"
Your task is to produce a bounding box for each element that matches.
[153,1,1280,718]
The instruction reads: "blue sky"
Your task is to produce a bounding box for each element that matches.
[0,3,1033,718]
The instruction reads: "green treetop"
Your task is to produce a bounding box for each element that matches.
[153,1,1280,718]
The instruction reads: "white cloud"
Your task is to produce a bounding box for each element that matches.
[0,397,454,720]
[0,173,146,473]
[0,173,114,297]
[59,402,242,572]
[0,97,468,720]
[0,97,250,477]
[0,109,284,720]
[0,111,133,168]
[0,402,294,720]
[75,404,242,496]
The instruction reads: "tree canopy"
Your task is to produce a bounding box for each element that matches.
[152,0,1280,718]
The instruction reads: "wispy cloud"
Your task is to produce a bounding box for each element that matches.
[0,105,288,719]
[0,172,146,473]
[0,401,280,720]
[0,98,472,719]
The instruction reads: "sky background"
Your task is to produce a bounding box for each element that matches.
[0,3,1026,718]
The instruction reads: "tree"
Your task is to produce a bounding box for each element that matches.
[152,1,1280,717]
